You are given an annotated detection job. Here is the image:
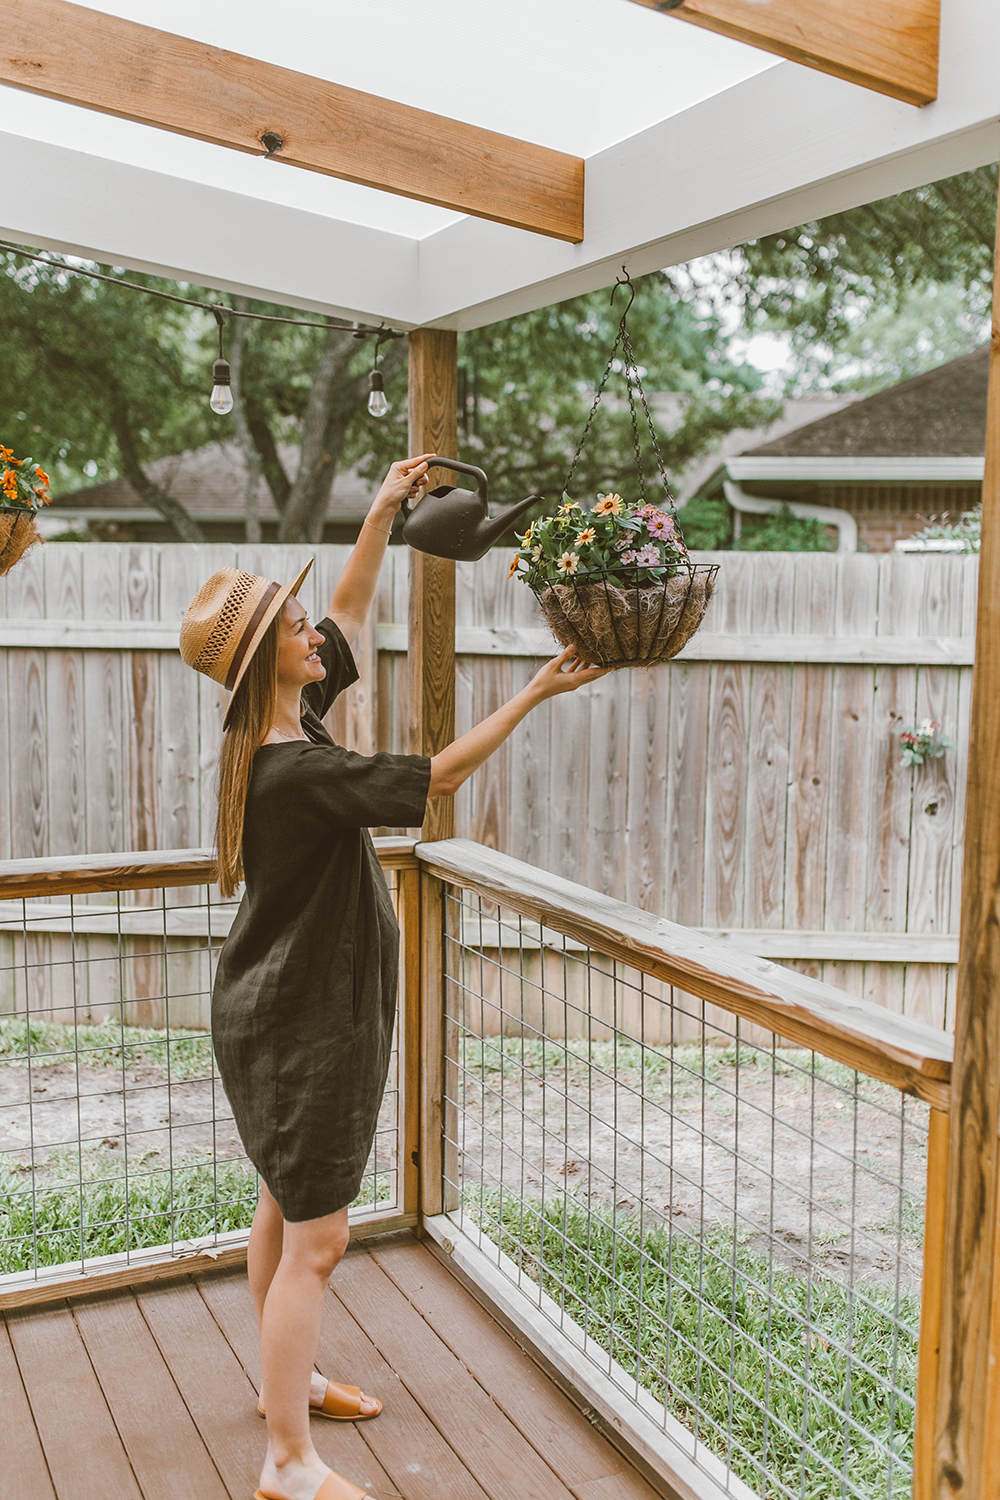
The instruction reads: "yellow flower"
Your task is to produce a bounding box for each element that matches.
[593,494,623,516]
[577,526,596,545]
[556,550,580,575]
[559,500,581,514]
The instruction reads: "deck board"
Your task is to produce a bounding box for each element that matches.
[73,1289,230,1500]
[370,1239,662,1499]
[333,1247,582,1500]
[6,1302,142,1500]
[2,1233,664,1499]
[0,1316,56,1498]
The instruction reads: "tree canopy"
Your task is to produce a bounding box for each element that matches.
[1,162,994,542]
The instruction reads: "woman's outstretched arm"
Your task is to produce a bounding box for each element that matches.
[327,455,432,643]
[428,647,609,798]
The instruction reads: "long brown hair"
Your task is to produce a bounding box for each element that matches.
[215,610,282,896]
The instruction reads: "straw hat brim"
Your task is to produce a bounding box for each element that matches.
[228,558,314,697]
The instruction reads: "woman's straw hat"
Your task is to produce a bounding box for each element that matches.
[180,560,313,693]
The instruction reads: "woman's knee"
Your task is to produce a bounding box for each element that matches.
[283,1212,349,1281]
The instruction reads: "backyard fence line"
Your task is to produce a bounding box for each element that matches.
[0,543,977,1032]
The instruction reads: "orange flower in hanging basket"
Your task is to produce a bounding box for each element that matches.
[0,445,51,577]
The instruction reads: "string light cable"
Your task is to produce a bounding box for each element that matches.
[0,238,404,415]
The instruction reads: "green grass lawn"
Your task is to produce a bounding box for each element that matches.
[471,1189,917,1500]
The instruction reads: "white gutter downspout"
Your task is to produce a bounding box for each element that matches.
[723,479,857,553]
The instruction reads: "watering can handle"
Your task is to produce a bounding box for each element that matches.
[399,456,489,519]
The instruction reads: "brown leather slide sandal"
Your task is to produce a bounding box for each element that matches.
[258,1379,383,1422]
[255,1473,371,1500]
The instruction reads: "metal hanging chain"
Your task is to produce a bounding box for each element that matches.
[562,268,676,513]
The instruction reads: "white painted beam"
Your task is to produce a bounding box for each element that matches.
[0,0,997,334]
[0,132,421,327]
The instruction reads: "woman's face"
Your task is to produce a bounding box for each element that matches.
[276,597,326,689]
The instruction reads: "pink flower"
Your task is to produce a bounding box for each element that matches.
[619,550,638,564]
[646,513,674,539]
[633,545,661,567]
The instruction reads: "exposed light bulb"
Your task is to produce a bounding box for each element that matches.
[367,369,390,419]
[210,357,234,415]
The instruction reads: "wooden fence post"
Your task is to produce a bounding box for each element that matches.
[933,184,1000,1496]
[407,328,457,843]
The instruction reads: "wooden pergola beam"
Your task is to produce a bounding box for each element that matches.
[0,0,584,243]
[626,0,939,107]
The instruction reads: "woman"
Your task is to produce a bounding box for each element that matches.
[180,454,607,1500]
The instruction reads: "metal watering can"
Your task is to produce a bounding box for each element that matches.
[399,457,542,562]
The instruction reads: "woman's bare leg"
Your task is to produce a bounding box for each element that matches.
[257,1206,371,1500]
[248,1182,285,1332]
[250,1184,377,1420]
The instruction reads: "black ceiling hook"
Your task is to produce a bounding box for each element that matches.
[610,266,636,324]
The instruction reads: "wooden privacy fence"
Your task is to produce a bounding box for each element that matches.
[0,543,977,1031]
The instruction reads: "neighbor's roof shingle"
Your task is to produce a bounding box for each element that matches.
[744,345,989,460]
[55,442,375,519]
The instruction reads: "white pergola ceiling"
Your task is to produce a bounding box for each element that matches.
[0,0,997,330]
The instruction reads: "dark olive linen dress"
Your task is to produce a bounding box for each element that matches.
[211,619,431,1223]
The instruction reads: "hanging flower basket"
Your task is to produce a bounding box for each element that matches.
[507,272,717,667]
[0,446,52,577]
[511,495,717,666]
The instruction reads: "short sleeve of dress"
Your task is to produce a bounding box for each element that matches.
[300,618,360,721]
[296,744,431,829]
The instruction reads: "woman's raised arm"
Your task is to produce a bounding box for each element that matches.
[327,455,432,643]
[428,647,609,798]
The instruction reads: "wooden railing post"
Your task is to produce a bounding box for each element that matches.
[914,1108,949,1499]
[398,863,422,1220]
[933,180,1000,1497]
[418,866,445,1219]
[407,328,457,844]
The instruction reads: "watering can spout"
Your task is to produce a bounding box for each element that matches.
[399,457,542,562]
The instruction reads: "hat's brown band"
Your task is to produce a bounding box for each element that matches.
[225,581,280,691]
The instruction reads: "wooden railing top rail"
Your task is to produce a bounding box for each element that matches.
[416,838,953,1109]
[0,838,419,899]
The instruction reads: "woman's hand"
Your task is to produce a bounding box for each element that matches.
[528,645,610,700]
[372,454,433,519]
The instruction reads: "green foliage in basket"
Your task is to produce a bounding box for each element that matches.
[508,493,690,590]
[1,445,51,510]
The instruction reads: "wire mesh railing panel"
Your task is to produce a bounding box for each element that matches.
[0,869,403,1286]
[443,889,927,1500]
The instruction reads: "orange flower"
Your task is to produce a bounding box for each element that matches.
[593,494,623,516]
[0,446,13,461]
[35,468,50,487]
[508,554,520,579]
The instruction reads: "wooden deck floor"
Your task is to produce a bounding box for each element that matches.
[3,1233,663,1500]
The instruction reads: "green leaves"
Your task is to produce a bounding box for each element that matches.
[509,494,689,589]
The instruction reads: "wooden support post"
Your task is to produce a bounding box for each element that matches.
[407,328,458,844]
[933,182,1000,1497]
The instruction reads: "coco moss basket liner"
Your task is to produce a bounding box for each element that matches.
[533,562,718,668]
[0,506,43,577]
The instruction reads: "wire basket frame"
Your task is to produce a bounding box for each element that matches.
[531,560,718,667]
